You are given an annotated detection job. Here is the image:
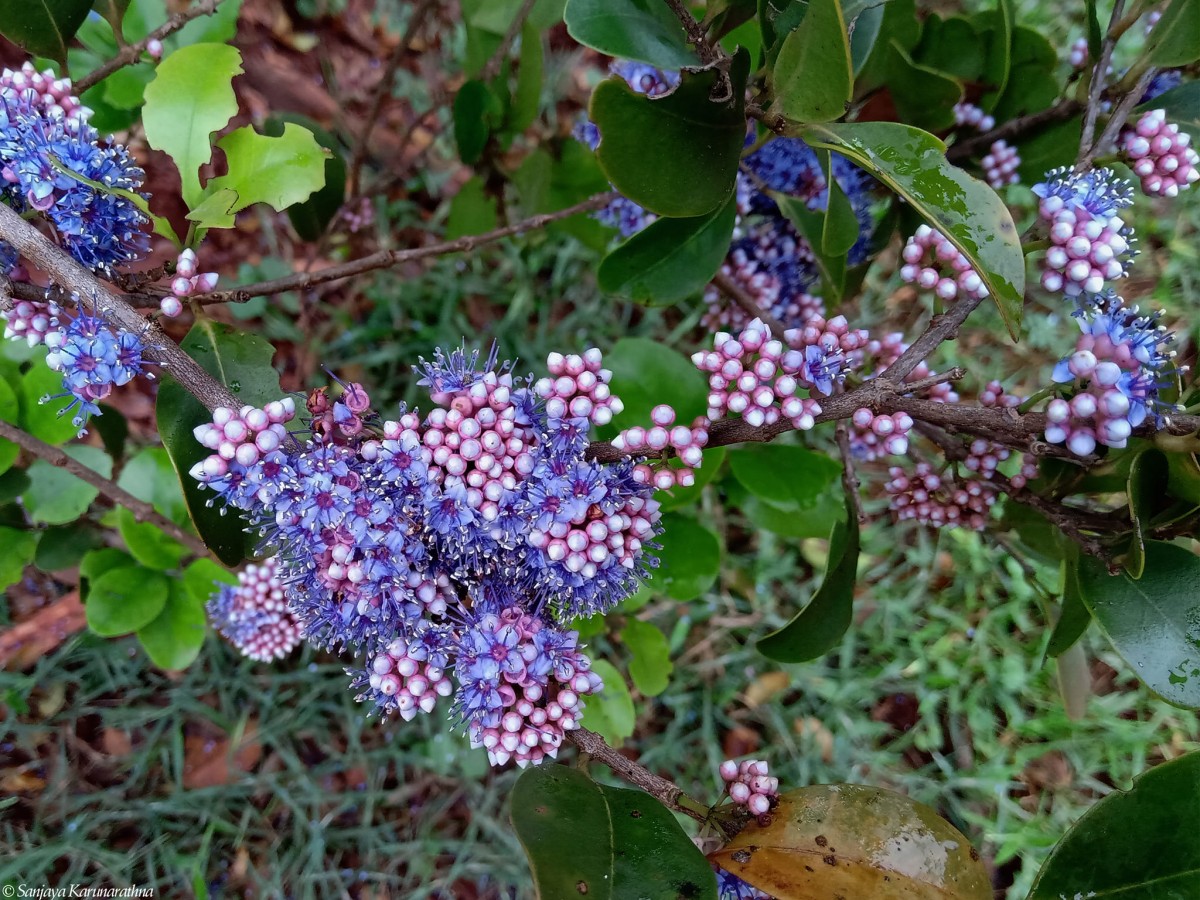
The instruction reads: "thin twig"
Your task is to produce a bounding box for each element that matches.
[1077,0,1127,168]
[478,0,539,83]
[711,271,790,340]
[75,0,227,94]
[947,99,1082,163]
[0,204,237,413]
[186,193,614,305]
[663,0,723,65]
[1088,66,1159,166]
[0,420,211,557]
[835,417,866,524]
[347,0,438,195]
[879,292,988,385]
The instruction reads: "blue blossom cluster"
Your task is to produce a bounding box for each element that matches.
[0,64,148,275]
[192,346,663,766]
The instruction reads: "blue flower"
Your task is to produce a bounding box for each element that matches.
[1033,167,1134,220]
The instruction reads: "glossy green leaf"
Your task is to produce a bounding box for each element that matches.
[445,176,499,240]
[854,0,920,93]
[757,498,859,663]
[770,0,852,124]
[0,526,38,592]
[1138,80,1200,142]
[1125,448,1170,578]
[913,15,985,81]
[513,764,717,900]
[1084,0,1102,59]
[885,40,962,132]
[592,49,749,217]
[1166,451,1200,505]
[21,357,81,445]
[155,320,281,567]
[453,79,501,165]
[621,619,673,696]
[989,27,1058,122]
[979,0,1014,108]
[648,512,720,601]
[563,0,698,68]
[1146,0,1200,66]
[729,443,842,507]
[0,375,18,475]
[774,193,846,298]
[741,487,846,538]
[801,121,1025,338]
[602,338,708,433]
[117,507,187,571]
[1016,114,1081,185]
[116,447,189,524]
[1029,751,1200,899]
[193,124,329,227]
[581,659,636,746]
[1047,552,1091,657]
[0,0,92,65]
[598,191,737,305]
[265,115,347,242]
[86,565,170,636]
[137,580,206,670]
[165,0,242,48]
[79,547,135,586]
[848,2,885,75]
[23,446,112,525]
[1077,541,1200,708]
[34,522,104,572]
[142,43,243,208]
[710,784,990,899]
[182,556,237,603]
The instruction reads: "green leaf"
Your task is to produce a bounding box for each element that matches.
[265,115,347,242]
[454,79,502,165]
[137,579,206,670]
[581,659,636,746]
[597,191,737,305]
[775,193,846,299]
[116,447,188,524]
[1029,751,1200,899]
[1146,0,1200,66]
[0,375,18,475]
[885,40,962,132]
[563,0,698,68]
[989,26,1058,122]
[848,2,885,75]
[742,487,846,538]
[512,764,717,900]
[445,176,499,240]
[155,320,281,567]
[602,338,708,433]
[142,43,243,209]
[117,506,187,570]
[182,556,237,604]
[591,49,749,217]
[0,526,38,592]
[21,357,81,445]
[711,783,991,899]
[1047,551,1091,657]
[1138,79,1200,142]
[1166,451,1200,505]
[165,0,242,48]
[0,0,92,65]
[1084,0,1102,59]
[1125,448,1170,578]
[182,188,238,230]
[801,121,1025,339]
[913,15,985,81]
[34,522,104,572]
[195,124,329,226]
[729,443,842,507]
[23,446,112,525]
[770,0,852,124]
[1077,541,1200,708]
[647,512,720,601]
[979,0,1014,108]
[86,565,170,636]
[509,23,544,134]
[79,547,135,585]
[620,619,673,696]
[757,497,859,663]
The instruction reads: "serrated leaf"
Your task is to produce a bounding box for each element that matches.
[155,320,281,567]
[770,0,852,124]
[1077,541,1200,708]
[709,784,990,899]
[801,121,1025,338]
[1029,751,1200,899]
[142,43,243,209]
[591,49,749,217]
[620,619,673,696]
[196,124,328,225]
[265,115,346,242]
[137,579,206,669]
[86,565,169,636]
[563,0,698,69]
[0,0,92,65]
[580,659,636,746]
[23,446,112,525]
[597,190,736,305]
[512,764,717,900]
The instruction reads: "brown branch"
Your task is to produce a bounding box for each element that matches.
[74,0,227,94]
[347,0,438,195]
[565,727,713,824]
[1088,66,1159,166]
[663,0,723,65]
[879,292,988,386]
[1077,0,1127,168]
[0,205,237,413]
[835,417,866,524]
[0,420,211,558]
[186,193,614,305]
[478,0,539,83]
[947,100,1083,163]
[711,270,789,340]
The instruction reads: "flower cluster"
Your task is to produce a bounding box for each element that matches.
[1120,109,1199,198]
[850,408,914,459]
[207,557,303,662]
[614,404,710,490]
[1045,296,1176,454]
[192,345,663,766]
[0,65,148,275]
[982,140,1020,189]
[885,462,998,531]
[720,758,779,816]
[1068,37,1088,69]
[2,297,55,346]
[162,249,218,317]
[953,102,995,132]
[1033,167,1135,301]
[900,225,989,302]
